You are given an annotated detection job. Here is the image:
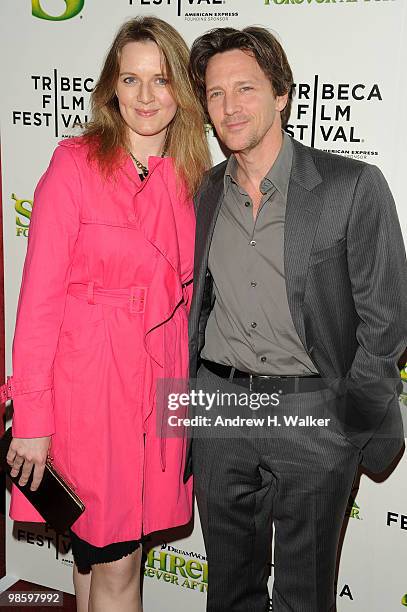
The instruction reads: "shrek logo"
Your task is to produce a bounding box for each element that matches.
[402,594,407,606]
[32,0,84,21]
[144,546,208,593]
[347,499,362,520]
[12,194,32,238]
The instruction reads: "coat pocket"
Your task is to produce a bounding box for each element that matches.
[309,238,346,266]
[57,318,106,355]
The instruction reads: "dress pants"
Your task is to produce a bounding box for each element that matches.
[192,365,361,612]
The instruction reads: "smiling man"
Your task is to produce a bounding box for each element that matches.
[186,26,407,611]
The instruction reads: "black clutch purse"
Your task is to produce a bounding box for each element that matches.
[0,427,85,533]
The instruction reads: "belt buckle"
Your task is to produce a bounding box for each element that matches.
[256,375,285,395]
[129,287,146,314]
[256,375,273,393]
[249,374,271,393]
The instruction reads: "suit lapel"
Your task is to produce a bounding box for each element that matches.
[285,140,323,348]
[195,162,226,277]
[189,162,226,343]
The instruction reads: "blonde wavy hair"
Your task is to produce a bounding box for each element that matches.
[83,16,211,197]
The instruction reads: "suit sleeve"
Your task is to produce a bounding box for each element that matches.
[11,145,81,438]
[345,163,407,445]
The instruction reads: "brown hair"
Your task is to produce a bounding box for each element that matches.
[189,26,294,128]
[83,16,211,197]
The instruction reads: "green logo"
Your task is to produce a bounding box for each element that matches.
[144,547,208,593]
[12,193,32,238]
[32,0,84,21]
[346,498,362,520]
[401,594,407,607]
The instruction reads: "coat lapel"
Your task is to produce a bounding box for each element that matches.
[129,156,182,275]
[285,140,323,349]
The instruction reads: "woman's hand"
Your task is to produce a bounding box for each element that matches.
[6,436,51,491]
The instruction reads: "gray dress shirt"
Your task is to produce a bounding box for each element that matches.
[201,134,318,375]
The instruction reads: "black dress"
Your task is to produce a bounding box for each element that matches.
[70,530,142,573]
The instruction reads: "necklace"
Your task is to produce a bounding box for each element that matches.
[129,151,149,177]
[128,148,167,178]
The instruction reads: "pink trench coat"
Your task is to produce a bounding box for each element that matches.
[9,137,194,546]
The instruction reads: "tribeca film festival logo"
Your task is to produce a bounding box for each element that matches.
[129,0,239,21]
[385,506,407,608]
[32,0,84,20]
[144,544,208,593]
[286,77,383,160]
[11,72,93,138]
[269,585,354,609]
[12,194,32,238]
[16,524,73,567]
[387,510,407,531]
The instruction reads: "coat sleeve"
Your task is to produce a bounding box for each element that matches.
[345,163,407,446]
[10,144,81,438]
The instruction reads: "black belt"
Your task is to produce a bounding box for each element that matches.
[201,360,326,394]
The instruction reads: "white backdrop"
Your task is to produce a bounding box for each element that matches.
[0,1,406,610]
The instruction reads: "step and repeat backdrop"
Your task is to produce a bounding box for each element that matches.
[1,1,406,610]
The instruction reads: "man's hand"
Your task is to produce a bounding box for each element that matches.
[6,436,51,491]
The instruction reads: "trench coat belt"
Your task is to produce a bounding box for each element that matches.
[68,282,147,314]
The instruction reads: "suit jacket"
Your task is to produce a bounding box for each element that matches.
[185,137,407,478]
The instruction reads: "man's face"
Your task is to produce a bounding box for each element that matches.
[205,49,288,154]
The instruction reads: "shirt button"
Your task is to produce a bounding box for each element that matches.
[250,281,257,287]
[251,322,257,329]
[245,201,251,207]
[250,240,256,247]
[260,356,267,363]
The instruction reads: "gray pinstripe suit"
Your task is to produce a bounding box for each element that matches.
[185,138,407,611]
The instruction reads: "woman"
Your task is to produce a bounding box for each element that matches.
[5,16,210,612]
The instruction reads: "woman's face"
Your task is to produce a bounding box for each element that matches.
[116,40,177,141]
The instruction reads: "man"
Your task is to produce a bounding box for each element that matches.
[184,26,407,611]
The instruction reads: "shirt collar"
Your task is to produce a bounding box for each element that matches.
[224,154,240,193]
[223,132,293,200]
